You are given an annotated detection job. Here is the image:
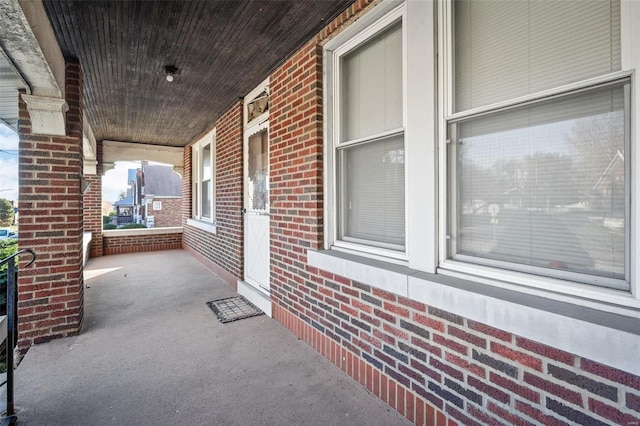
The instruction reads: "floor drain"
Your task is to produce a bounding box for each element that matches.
[206,296,264,323]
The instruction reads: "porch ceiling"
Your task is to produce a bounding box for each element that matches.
[43,0,353,147]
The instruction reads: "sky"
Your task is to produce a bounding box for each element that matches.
[0,121,137,205]
[0,123,18,202]
[103,161,140,203]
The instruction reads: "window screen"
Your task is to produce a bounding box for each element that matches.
[341,21,403,142]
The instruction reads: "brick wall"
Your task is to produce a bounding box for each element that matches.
[84,141,103,257]
[102,230,182,255]
[178,1,640,425]
[147,197,181,228]
[17,60,85,350]
[264,2,640,426]
[182,102,244,287]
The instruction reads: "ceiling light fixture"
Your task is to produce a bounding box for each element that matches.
[165,65,177,82]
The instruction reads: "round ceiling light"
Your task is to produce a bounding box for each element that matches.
[164,65,178,82]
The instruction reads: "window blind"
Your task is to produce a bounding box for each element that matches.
[201,144,211,218]
[339,134,405,247]
[454,0,621,112]
[341,21,403,141]
[456,84,627,282]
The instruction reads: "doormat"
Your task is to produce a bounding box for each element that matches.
[206,296,264,323]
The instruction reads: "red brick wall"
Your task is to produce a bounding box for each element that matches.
[17,60,85,350]
[147,197,181,228]
[182,102,243,287]
[84,141,103,257]
[264,2,640,426]
[102,231,182,255]
[179,1,640,425]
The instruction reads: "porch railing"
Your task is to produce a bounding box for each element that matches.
[0,249,36,426]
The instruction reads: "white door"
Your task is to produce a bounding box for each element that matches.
[244,124,270,294]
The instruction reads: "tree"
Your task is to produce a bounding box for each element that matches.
[566,112,625,190]
[117,191,127,201]
[0,199,14,226]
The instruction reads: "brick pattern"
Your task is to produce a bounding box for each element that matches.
[182,102,243,287]
[84,141,103,257]
[274,304,450,426]
[274,267,640,426]
[148,197,181,228]
[269,41,324,257]
[17,60,85,350]
[102,232,182,255]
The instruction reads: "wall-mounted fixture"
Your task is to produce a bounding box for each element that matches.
[165,65,178,82]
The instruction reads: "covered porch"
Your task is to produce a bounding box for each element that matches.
[14,250,409,426]
[2,1,640,425]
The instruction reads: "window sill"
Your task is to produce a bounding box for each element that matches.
[307,249,640,376]
[186,218,217,234]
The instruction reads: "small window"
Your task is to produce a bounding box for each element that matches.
[330,11,406,255]
[192,130,215,223]
[247,128,269,211]
[247,90,269,123]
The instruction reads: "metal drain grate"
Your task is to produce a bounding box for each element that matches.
[206,296,264,323]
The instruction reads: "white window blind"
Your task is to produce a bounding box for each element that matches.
[454,84,627,287]
[341,21,403,142]
[192,148,199,218]
[339,134,405,248]
[201,144,212,218]
[454,0,621,112]
[336,19,405,251]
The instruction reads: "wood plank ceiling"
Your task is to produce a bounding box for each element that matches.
[43,0,354,147]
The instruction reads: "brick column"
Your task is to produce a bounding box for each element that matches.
[84,141,103,257]
[17,60,85,350]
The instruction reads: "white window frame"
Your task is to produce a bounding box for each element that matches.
[312,0,640,377]
[189,128,216,232]
[437,0,640,313]
[324,1,435,270]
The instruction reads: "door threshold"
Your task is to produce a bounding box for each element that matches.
[237,280,272,318]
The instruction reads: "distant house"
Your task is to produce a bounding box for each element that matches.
[113,196,134,225]
[128,163,182,228]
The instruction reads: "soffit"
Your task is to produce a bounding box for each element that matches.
[0,50,27,129]
[43,0,354,147]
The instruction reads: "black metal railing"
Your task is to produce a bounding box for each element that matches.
[0,249,36,426]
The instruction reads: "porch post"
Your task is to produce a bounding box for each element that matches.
[17,59,85,351]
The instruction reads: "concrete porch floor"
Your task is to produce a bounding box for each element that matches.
[13,250,410,425]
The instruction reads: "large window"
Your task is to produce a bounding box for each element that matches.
[328,6,406,256]
[192,130,215,224]
[445,0,629,291]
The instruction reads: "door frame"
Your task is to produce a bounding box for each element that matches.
[238,77,273,315]
[243,120,270,293]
